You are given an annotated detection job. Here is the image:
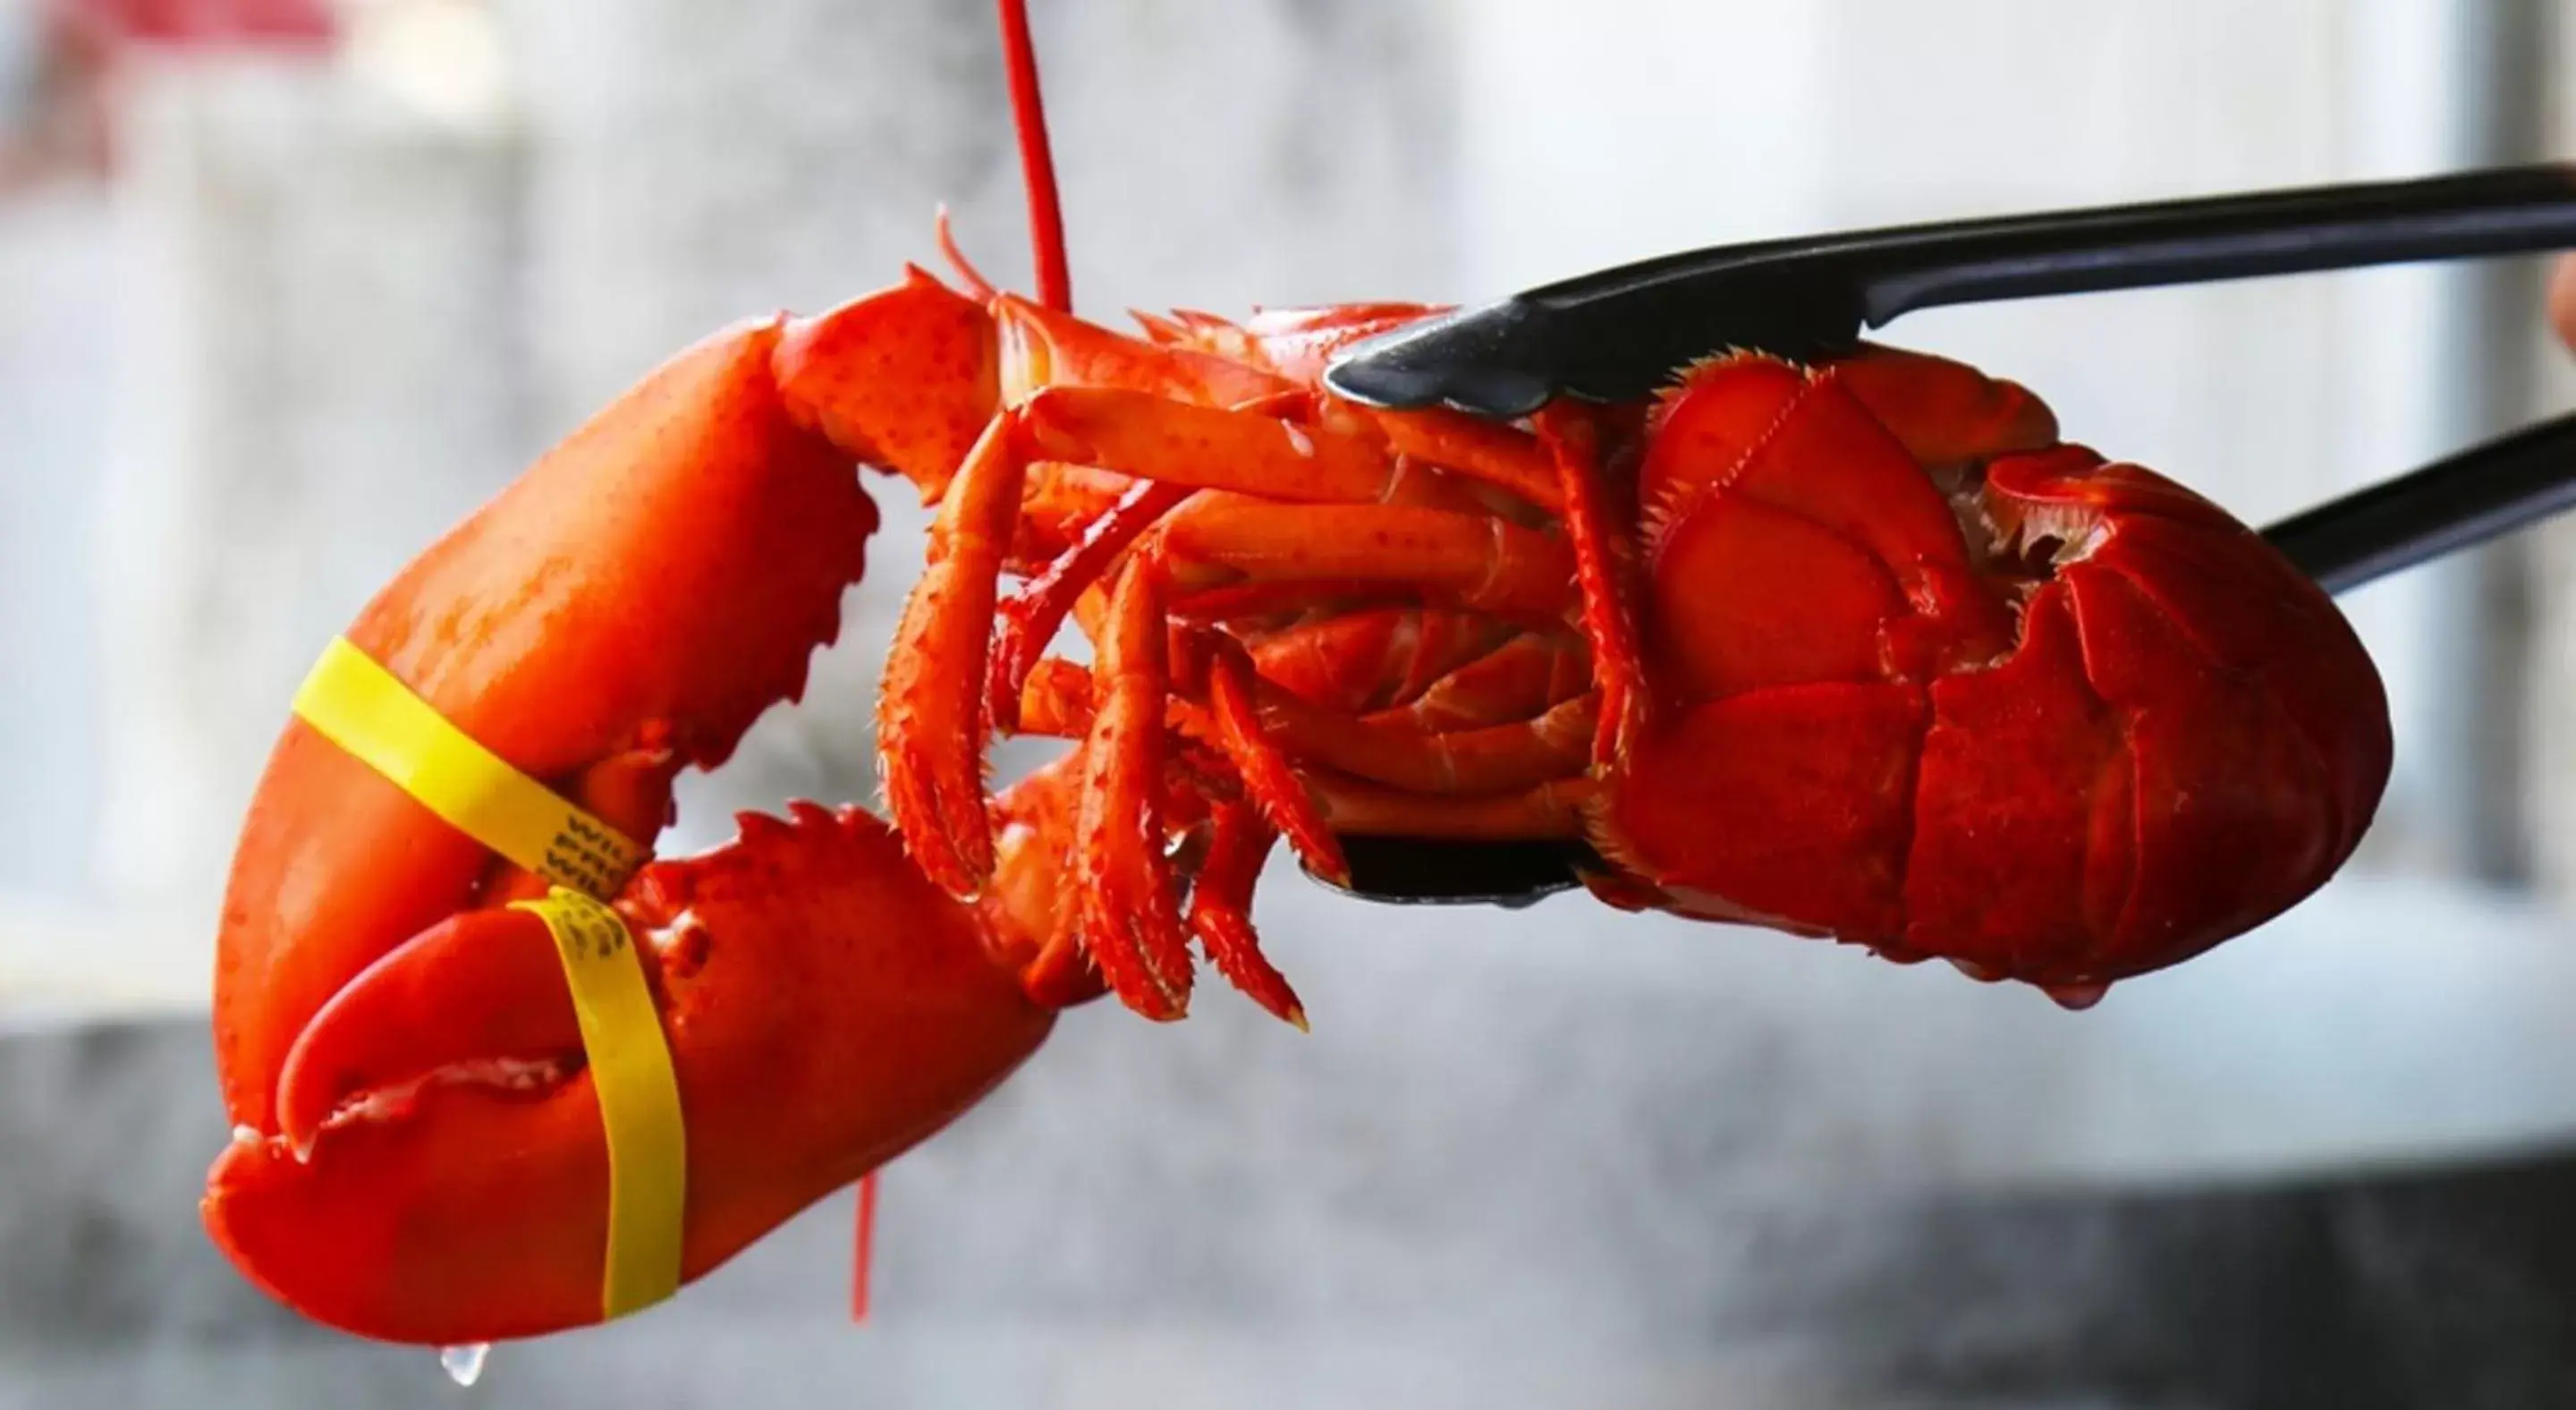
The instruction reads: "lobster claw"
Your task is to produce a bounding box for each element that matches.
[204,802,1058,1347]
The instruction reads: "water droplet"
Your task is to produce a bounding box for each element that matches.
[2043,981,2110,1012]
[438,1343,490,1388]
[1948,958,1996,982]
[230,1125,260,1145]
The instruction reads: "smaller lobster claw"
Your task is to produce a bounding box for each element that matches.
[204,803,1060,1347]
[272,906,575,1161]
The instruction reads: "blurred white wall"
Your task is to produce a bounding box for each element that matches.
[84,49,525,955]
[0,186,106,898]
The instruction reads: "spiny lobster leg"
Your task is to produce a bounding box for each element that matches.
[882,386,1397,899]
[1187,802,1306,1029]
[1205,649,1345,884]
[1532,404,1648,768]
[1007,641,1340,893]
[880,412,1026,898]
[1072,556,1196,1018]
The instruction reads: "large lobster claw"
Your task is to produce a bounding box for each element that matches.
[206,792,1069,1346]
[199,261,1110,1346]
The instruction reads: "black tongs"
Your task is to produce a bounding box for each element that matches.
[1310,163,2576,908]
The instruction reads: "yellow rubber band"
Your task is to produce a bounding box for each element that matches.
[290,634,682,1321]
[508,887,689,1319]
[291,636,646,899]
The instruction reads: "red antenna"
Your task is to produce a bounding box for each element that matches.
[996,0,1072,312]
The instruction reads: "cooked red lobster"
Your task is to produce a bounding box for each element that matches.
[203,0,2390,1349]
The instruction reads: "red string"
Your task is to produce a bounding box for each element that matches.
[996,0,1072,312]
[850,1170,879,1323]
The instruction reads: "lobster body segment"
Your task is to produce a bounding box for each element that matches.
[1597,350,2392,989]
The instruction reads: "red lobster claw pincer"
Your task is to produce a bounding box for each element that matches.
[203,276,1097,1346]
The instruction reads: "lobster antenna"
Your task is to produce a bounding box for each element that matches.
[996,0,1072,312]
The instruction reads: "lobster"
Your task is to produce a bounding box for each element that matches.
[203,0,2391,1351]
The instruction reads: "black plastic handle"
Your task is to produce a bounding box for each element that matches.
[2268,408,2576,594]
[1324,164,2576,419]
[1803,164,2576,328]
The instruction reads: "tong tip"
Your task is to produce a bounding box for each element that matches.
[1321,302,1561,417]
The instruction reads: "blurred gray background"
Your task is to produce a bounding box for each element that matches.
[9,1,2576,1406]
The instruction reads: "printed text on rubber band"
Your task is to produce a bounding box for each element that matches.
[291,636,646,897]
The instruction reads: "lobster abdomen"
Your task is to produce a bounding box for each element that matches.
[1596,349,2392,991]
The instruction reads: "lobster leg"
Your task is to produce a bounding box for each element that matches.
[1073,556,1197,1018]
[1338,403,1564,514]
[880,412,1028,898]
[1153,493,1575,620]
[882,385,1572,900]
[1355,629,1595,734]
[1004,634,1315,1023]
[1187,802,1306,1028]
[1252,684,1597,795]
[885,390,1358,901]
[1205,649,1345,883]
[990,479,1192,730]
[1014,656,1101,738]
[1534,404,1650,769]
